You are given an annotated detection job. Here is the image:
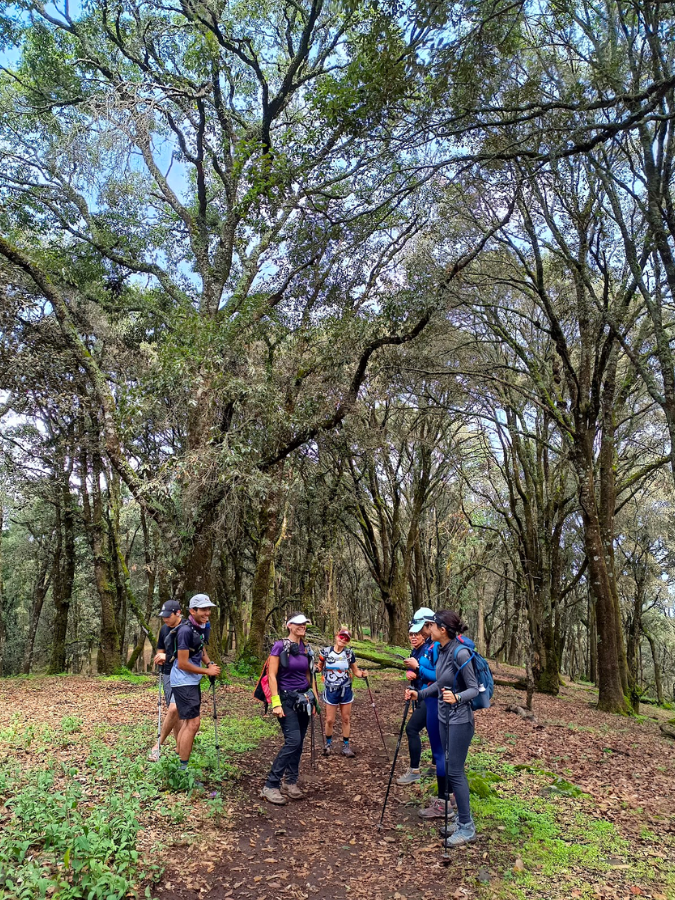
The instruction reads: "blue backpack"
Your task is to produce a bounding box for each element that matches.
[451,635,494,710]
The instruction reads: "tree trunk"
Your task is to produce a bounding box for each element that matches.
[49,479,77,674]
[588,591,597,684]
[0,505,5,676]
[80,434,123,675]
[324,555,339,635]
[22,552,52,674]
[126,511,157,671]
[243,490,281,661]
[643,630,664,706]
[476,589,486,656]
[508,589,523,666]
[576,452,629,714]
[384,572,410,648]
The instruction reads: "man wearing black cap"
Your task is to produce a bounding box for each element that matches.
[147,599,183,762]
[170,594,221,771]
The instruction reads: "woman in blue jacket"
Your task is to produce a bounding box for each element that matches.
[397,608,446,813]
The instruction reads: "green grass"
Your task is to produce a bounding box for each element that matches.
[0,705,277,899]
[100,668,155,685]
[466,751,675,899]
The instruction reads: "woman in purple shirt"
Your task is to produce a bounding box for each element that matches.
[260,612,314,806]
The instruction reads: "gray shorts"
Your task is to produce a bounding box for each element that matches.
[163,673,175,707]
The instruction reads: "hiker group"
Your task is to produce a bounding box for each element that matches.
[148,598,492,851]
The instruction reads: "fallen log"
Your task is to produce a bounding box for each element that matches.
[494,677,529,690]
[505,703,536,721]
[350,646,407,670]
[660,722,675,740]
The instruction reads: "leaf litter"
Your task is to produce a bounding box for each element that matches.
[0,670,673,900]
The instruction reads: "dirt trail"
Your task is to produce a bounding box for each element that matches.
[155,670,675,900]
[2,671,673,899]
[157,678,462,900]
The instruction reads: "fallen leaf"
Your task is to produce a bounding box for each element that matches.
[513,858,525,872]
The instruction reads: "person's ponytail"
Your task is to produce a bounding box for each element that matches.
[435,610,468,639]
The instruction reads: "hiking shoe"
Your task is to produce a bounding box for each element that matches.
[396,768,422,785]
[418,798,453,819]
[341,746,356,758]
[444,819,476,847]
[147,745,161,762]
[323,743,333,756]
[439,820,459,838]
[260,786,287,805]
[281,782,304,800]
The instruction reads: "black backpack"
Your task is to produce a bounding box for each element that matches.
[253,640,315,712]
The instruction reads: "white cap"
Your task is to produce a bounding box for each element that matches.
[409,607,435,633]
[286,613,311,626]
[413,606,435,621]
[189,593,216,609]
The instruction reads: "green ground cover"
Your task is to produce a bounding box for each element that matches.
[0,685,276,900]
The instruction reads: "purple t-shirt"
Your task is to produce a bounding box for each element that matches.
[270,640,310,692]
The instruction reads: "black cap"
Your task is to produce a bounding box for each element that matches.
[159,600,181,618]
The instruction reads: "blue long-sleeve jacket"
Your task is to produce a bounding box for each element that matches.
[409,643,425,691]
[418,639,439,686]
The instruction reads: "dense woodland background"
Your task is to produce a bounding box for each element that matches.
[1,0,675,716]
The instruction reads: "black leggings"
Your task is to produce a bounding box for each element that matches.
[405,700,427,768]
[265,697,309,788]
[440,719,474,824]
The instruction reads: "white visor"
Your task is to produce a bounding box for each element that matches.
[287,614,311,626]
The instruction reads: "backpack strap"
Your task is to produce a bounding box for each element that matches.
[165,618,185,667]
[452,644,476,693]
[280,638,313,669]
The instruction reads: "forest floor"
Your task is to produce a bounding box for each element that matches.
[0,665,674,900]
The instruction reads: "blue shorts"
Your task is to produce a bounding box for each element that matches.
[323,684,354,706]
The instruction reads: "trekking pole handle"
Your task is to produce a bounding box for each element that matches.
[208,675,217,686]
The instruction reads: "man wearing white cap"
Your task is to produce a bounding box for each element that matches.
[170,593,221,772]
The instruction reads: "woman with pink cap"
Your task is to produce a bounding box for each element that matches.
[317,628,366,757]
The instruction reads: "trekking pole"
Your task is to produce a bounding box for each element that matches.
[310,700,316,769]
[442,710,451,861]
[155,667,163,759]
[208,676,221,777]
[312,670,325,744]
[376,698,410,830]
[364,675,390,762]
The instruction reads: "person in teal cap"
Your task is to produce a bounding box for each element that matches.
[400,607,450,819]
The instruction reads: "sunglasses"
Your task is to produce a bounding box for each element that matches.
[337,634,350,642]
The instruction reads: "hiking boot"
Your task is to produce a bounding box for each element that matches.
[260,786,287,805]
[439,820,459,838]
[323,743,333,756]
[396,768,422,785]
[444,819,476,847]
[341,745,356,758]
[418,798,453,819]
[147,745,161,762]
[281,782,304,800]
